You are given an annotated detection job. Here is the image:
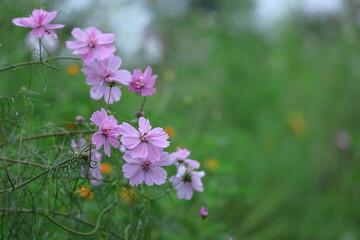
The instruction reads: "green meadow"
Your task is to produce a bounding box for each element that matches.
[1,1,360,239]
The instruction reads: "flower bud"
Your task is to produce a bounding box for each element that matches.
[136,111,144,118]
[119,144,126,153]
[75,115,85,122]
[81,152,89,160]
[199,207,208,220]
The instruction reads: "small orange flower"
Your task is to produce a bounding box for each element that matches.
[77,186,94,200]
[119,187,137,204]
[261,137,278,153]
[163,126,175,139]
[62,123,78,130]
[67,64,80,75]
[288,111,307,137]
[100,163,113,174]
[205,158,219,170]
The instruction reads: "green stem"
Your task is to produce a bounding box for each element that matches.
[0,157,50,169]
[45,200,116,236]
[133,205,148,239]
[138,97,147,115]
[2,156,15,190]
[133,187,173,201]
[0,157,76,194]
[39,37,43,63]
[106,86,112,111]
[0,207,123,238]
[0,56,82,72]
[45,56,82,62]
[0,126,15,190]
[0,130,95,148]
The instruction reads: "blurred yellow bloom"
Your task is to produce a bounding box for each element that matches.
[77,186,94,200]
[163,126,175,139]
[262,137,278,153]
[67,64,80,75]
[120,187,137,204]
[205,158,219,170]
[288,111,307,136]
[100,163,113,174]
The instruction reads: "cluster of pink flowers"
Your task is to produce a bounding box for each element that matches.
[169,148,205,200]
[67,26,157,104]
[13,9,156,105]
[12,8,206,201]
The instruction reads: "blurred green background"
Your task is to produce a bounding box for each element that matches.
[1,0,360,239]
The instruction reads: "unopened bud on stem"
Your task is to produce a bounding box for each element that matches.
[199,207,208,220]
[81,152,89,160]
[136,111,144,118]
[75,115,85,122]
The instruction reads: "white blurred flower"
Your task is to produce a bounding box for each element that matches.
[334,130,351,150]
[26,34,59,56]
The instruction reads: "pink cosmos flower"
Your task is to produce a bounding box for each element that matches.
[70,138,103,186]
[122,151,172,186]
[119,117,170,162]
[82,55,131,104]
[90,108,121,157]
[66,27,116,62]
[129,66,157,96]
[170,147,200,169]
[12,9,64,39]
[170,166,205,200]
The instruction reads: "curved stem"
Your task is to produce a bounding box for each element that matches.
[148,189,173,201]
[45,200,118,236]
[0,130,95,148]
[0,207,123,238]
[0,56,82,72]
[133,187,173,201]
